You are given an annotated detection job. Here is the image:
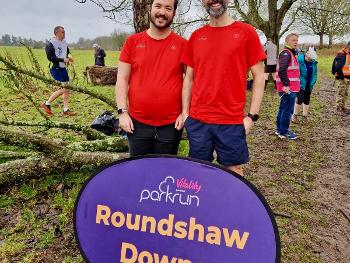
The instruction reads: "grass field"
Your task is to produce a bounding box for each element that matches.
[0,46,349,262]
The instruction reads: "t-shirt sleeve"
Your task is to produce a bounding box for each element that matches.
[246,27,266,68]
[119,36,133,64]
[181,35,194,68]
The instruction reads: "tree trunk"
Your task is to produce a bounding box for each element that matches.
[328,35,333,48]
[84,66,118,85]
[133,0,151,33]
[319,34,324,49]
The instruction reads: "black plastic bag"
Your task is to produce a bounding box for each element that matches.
[91,111,124,136]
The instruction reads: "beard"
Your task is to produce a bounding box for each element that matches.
[205,0,227,18]
[150,13,174,29]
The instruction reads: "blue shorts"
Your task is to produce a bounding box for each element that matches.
[185,117,249,166]
[50,67,69,82]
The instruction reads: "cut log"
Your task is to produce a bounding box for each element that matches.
[84,65,118,85]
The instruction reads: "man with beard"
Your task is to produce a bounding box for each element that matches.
[181,0,266,176]
[116,0,186,156]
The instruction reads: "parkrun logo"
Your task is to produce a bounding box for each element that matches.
[139,176,201,207]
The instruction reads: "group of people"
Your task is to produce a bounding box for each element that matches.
[39,0,350,176]
[116,0,265,176]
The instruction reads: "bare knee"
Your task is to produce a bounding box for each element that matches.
[226,165,244,176]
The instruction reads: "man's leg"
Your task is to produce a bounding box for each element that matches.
[127,118,155,157]
[292,90,303,123]
[276,92,287,134]
[62,88,71,111]
[279,92,296,134]
[226,165,244,176]
[214,124,249,177]
[185,117,215,162]
[336,79,349,111]
[47,89,65,104]
[153,123,183,155]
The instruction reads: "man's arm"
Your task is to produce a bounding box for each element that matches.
[244,61,265,134]
[115,61,133,133]
[181,66,194,120]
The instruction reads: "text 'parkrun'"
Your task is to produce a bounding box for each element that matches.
[96,204,250,263]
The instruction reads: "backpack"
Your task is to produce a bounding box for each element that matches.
[91,111,125,136]
[331,57,337,75]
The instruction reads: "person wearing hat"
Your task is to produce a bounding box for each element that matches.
[292,51,318,123]
[41,26,76,116]
[93,43,106,66]
[333,41,350,115]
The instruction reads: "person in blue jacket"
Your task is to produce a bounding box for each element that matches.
[292,51,318,123]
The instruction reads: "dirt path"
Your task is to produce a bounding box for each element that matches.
[309,74,350,262]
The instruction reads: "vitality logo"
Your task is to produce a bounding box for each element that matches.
[139,176,201,207]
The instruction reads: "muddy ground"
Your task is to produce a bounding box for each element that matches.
[0,72,349,262]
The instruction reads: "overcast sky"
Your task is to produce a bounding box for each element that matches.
[0,0,332,44]
[0,0,132,42]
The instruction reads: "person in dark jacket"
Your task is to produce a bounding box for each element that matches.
[41,26,76,116]
[292,51,318,123]
[93,43,106,66]
[333,41,350,115]
[275,33,300,140]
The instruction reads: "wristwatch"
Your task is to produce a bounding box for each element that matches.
[247,113,259,122]
[117,108,128,115]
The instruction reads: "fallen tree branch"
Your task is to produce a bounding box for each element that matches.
[0,119,106,140]
[0,151,129,186]
[67,136,128,152]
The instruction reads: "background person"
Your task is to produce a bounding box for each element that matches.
[292,51,318,123]
[263,38,277,89]
[41,26,76,116]
[93,43,106,66]
[275,33,300,140]
[332,41,350,115]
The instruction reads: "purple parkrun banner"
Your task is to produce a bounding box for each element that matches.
[74,156,281,263]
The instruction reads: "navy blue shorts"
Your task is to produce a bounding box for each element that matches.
[185,117,249,166]
[50,67,69,82]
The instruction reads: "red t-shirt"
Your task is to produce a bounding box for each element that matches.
[181,22,266,124]
[119,31,187,126]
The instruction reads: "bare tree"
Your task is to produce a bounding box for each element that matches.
[76,0,300,45]
[231,0,300,45]
[324,1,350,48]
[75,0,150,32]
[298,0,350,48]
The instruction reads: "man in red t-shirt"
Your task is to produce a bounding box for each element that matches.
[116,0,187,156]
[181,0,266,176]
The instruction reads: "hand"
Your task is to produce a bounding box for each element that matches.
[175,114,184,130]
[119,112,134,133]
[243,116,254,135]
[282,86,290,94]
[63,58,70,63]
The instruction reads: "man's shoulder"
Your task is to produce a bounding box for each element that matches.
[125,31,145,42]
[170,31,187,44]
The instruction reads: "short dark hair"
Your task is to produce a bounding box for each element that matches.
[54,26,64,35]
[150,0,179,11]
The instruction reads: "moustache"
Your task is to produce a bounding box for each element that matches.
[155,14,168,20]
